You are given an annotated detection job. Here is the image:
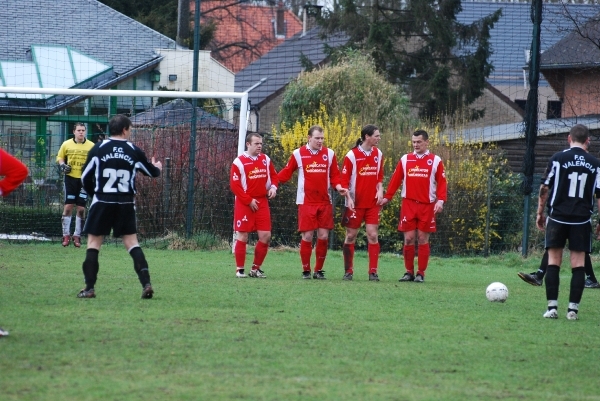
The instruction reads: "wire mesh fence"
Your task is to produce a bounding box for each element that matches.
[2,0,600,256]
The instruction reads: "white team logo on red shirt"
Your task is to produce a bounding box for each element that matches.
[242,215,248,222]
[427,159,433,166]
[322,155,328,161]
[262,159,267,165]
[236,220,241,227]
[342,166,347,174]
[374,156,379,163]
[233,173,239,181]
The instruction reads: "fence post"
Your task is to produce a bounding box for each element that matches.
[163,157,171,232]
[484,169,492,257]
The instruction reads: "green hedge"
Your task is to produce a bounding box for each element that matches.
[0,206,62,237]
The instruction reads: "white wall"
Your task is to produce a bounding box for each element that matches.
[154,49,235,122]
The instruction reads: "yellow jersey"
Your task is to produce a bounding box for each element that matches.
[56,138,95,179]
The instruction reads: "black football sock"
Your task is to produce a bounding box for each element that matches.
[537,251,549,279]
[82,249,99,290]
[569,266,585,306]
[545,264,560,303]
[130,246,151,287]
[584,254,598,283]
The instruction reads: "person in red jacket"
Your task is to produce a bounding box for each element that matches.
[0,148,29,337]
[278,125,348,279]
[230,133,278,278]
[340,124,384,281]
[379,130,447,283]
[0,148,28,198]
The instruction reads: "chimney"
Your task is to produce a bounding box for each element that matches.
[176,0,190,47]
[276,2,285,38]
[302,3,323,37]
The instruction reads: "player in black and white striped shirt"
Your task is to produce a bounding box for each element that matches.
[77,115,162,300]
[537,124,600,320]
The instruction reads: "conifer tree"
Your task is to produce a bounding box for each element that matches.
[321,0,502,120]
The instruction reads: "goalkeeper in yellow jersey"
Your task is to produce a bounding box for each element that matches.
[56,123,94,247]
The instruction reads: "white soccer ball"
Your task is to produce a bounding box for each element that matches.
[486,282,508,303]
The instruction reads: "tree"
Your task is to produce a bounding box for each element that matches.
[280,51,410,133]
[320,0,502,121]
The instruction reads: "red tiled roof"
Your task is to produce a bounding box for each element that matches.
[191,1,303,73]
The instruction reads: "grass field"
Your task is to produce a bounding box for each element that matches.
[1,243,600,401]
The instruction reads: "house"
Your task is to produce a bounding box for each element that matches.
[235,26,348,133]
[445,116,600,176]
[0,0,234,176]
[457,1,600,126]
[196,1,303,73]
[539,12,600,118]
[440,2,600,176]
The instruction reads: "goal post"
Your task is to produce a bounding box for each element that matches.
[0,86,250,248]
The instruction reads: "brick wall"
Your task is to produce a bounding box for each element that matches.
[561,69,600,117]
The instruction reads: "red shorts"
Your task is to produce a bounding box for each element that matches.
[233,197,271,232]
[399,198,437,232]
[341,206,381,229]
[298,203,334,232]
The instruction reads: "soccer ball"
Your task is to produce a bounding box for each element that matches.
[486,282,508,303]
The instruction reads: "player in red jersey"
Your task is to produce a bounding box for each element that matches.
[0,148,28,197]
[0,148,29,337]
[340,125,384,281]
[230,133,278,278]
[379,130,447,283]
[278,125,348,279]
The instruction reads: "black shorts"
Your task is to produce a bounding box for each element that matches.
[545,218,592,253]
[63,175,88,207]
[84,202,137,237]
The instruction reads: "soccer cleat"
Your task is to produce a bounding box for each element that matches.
[236,269,247,278]
[584,279,600,289]
[369,273,380,281]
[249,269,267,278]
[399,272,415,282]
[62,235,71,247]
[543,309,558,319]
[343,272,353,281]
[77,288,96,298]
[566,311,579,320]
[141,284,154,299]
[313,270,326,280]
[302,271,312,279]
[72,236,81,248]
[414,274,424,283]
[517,272,542,286]
[0,327,8,337]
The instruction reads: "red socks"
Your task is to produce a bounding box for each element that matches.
[252,240,269,269]
[314,239,328,271]
[403,244,415,274]
[234,240,247,269]
[417,243,430,276]
[300,240,312,271]
[368,242,380,274]
[343,243,355,274]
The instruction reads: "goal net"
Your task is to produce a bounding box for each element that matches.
[0,86,249,249]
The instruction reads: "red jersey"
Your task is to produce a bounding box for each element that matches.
[278,145,341,205]
[230,152,278,205]
[0,148,29,197]
[384,150,447,204]
[340,146,384,208]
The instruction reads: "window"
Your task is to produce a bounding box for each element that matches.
[547,101,562,119]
